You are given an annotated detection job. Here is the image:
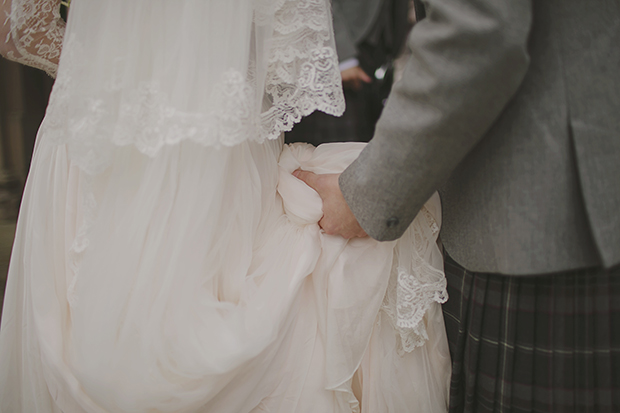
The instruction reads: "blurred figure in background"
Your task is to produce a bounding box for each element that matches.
[0,0,67,320]
[286,0,413,145]
[0,60,53,219]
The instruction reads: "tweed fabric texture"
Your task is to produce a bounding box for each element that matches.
[339,0,620,274]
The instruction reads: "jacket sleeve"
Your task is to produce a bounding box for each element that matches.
[339,0,533,241]
[0,0,65,78]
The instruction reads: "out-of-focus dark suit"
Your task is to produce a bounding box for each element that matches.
[285,0,410,145]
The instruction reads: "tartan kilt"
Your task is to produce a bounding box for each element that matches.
[442,255,620,413]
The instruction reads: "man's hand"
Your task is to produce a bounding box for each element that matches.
[292,170,367,239]
[341,66,372,91]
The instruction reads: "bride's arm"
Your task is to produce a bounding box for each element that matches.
[0,0,65,77]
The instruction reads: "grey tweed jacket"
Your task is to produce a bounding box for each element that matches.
[339,0,620,275]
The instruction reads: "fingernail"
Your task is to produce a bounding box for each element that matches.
[292,170,300,178]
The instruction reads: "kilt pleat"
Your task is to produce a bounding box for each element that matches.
[443,255,620,413]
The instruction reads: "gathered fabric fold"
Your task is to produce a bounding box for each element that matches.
[0,141,450,412]
[0,1,450,410]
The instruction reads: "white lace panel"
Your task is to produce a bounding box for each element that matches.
[34,0,344,175]
[381,193,448,353]
[260,0,345,140]
[0,0,65,77]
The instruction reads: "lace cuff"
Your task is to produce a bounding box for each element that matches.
[0,0,65,77]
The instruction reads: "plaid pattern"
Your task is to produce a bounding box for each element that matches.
[442,255,620,413]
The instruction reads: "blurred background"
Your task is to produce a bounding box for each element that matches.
[0,60,54,313]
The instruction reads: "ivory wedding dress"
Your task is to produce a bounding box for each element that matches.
[0,0,450,412]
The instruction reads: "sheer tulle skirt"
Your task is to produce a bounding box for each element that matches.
[0,134,450,412]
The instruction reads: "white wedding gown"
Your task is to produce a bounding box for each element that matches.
[0,0,451,412]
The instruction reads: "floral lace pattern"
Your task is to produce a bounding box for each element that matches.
[260,0,344,139]
[33,0,346,306]
[381,203,448,354]
[114,71,257,155]
[5,1,443,355]
[1,0,65,77]
[27,0,344,175]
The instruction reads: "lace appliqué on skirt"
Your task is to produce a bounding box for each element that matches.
[381,202,448,354]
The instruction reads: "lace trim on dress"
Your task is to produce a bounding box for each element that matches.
[36,0,344,175]
[40,0,345,307]
[260,0,344,139]
[381,204,448,354]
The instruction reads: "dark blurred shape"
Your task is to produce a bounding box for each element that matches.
[412,0,426,20]
[286,0,411,145]
[286,0,412,146]
[0,59,53,219]
[60,1,70,21]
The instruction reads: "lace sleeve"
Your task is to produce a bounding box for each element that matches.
[0,0,65,78]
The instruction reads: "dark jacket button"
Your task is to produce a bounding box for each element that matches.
[386,217,399,228]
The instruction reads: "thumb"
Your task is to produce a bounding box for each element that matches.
[292,169,319,191]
